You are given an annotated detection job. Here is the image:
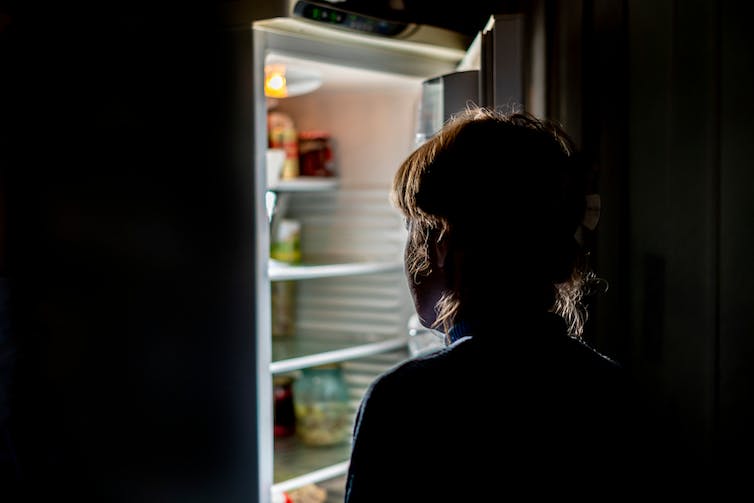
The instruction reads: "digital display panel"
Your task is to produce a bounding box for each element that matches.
[293,1,409,37]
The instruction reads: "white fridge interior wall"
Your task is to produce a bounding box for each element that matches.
[269,55,424,189]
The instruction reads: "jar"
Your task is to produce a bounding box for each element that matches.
[298,130,334,177]
[270,218,301,264]
[292,363,352,447]
[268,112,299,180]
[270,218,301,338]
[273,375,296,438]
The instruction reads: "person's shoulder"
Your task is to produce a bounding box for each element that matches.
[365,338,473,394]
[561,334,623,372]
[539,335,628,400]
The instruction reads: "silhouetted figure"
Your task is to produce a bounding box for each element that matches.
[345,107,644,501]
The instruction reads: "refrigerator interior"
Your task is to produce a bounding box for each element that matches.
[254,17,466,503]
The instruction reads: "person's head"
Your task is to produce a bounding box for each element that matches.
[391,106,597,339]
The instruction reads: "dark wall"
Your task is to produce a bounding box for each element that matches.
[627,0,719,460]
[627,0,754,473]
[549,0,754,486]
[1,4,258,501]
[718,0,754,463]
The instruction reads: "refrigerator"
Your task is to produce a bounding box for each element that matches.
[0,3,540,501]
[250,8,534,503]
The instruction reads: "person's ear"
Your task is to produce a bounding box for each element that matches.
[432,233,449,269]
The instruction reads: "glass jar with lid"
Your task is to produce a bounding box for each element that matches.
[298,130,334,178]
[292,363,352,447]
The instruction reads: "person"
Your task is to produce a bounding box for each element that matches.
[344,106,636,502]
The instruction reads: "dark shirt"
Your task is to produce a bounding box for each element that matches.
[344,313,635,502]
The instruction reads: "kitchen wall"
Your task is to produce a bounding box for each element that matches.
[547,0,754,482]
[273,83,422,190]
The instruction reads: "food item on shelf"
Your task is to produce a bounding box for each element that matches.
[271,491,292,503]
[286,484,327,503]
[268,111,299,180]
[270,218,302,264]
[270,218,301,338]
[273,375,296,438]
[266,148,286,188]
[271,281,296,338]
[293,364,352,447]
[298,130,335,178]
[275,484,327,503]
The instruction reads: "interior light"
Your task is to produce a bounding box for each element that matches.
[265,58,323,98]
[265,65,288,98]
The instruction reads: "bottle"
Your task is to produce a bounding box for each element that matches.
[292,363,352,447]
[270,218,301,338]
[270,280,296,338]
[270,219,302,264]
[268,111,299,180]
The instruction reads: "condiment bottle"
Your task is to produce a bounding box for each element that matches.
[270,218,301,338]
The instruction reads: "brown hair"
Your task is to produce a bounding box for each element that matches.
[391,106,597,338]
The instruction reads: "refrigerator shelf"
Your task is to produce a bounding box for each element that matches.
[273,436,351,490]
[271,335,408,374]
[269,260,403,281]
[269,177,339,192]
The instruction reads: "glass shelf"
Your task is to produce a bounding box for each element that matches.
[269,260,403,281]
[269,177,339,192]
[265,177,338,223]
[273,436,351,490]
[271,334,408,374]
